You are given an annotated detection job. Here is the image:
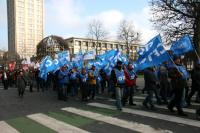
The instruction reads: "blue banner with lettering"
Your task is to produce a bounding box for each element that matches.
[136,35,170,70]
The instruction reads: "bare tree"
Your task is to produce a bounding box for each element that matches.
[118,20,140,59]
[150,0,200,54]
[87,19,108,56]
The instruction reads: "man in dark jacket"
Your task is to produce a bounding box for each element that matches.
[17,69,27,98]
[99,69,107,94]
[187,60,200,106]
[167,56,187,116]
[143,67,158,109]
[158,63,169,104]
[110,61,125,110]
[28,69,35,92]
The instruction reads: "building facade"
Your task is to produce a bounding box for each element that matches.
[65,37,141,60]
[7,0,44,58]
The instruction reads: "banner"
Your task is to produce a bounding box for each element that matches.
[8,61,16,71]
[73,51,83,61]
[22,64,29,71]
[170,35,194,56]
[136,35,170,70]
[97,50,116,61]
[83,50,96,60]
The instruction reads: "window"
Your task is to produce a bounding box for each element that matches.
[75,41,81,46]
[101,43,105,48]
[92,42,96,47]
[134,46,137,50]
[82,41,86,46]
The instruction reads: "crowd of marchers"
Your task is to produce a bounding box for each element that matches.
[0,56,200,119]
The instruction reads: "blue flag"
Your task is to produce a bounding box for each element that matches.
[103,62,113,76]
[39,56,55,80]
[102,50,121,76]
[136,35,170,70]
[170,35,194,56]
[118,54,128,65]
[57,51,70,67]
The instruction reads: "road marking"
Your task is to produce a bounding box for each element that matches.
[62,107,173,133]
[97,96,198,113]
[88,102,200,128]
[134,101,196,114]
[27,113,90,133]
[134,96,200,106]
[0,121,19,133]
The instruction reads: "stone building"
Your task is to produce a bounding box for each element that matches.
[65,37,141,60]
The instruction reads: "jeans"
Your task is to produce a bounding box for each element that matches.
[168,87,184,114]
[115,86,124,110]
[160,81,169,103]
[80,83,88,101]
[143,90,154,107]
[187,86,200,105]
[18,87,25,97]
[122,86,134,105]
[71,80,79,96]
[100,80,106,93]
[88,84,96,99]
[181,87,187,107]
[58,84,67,100]
[153,87,162,104]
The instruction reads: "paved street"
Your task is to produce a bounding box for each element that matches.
[0,78,200,133]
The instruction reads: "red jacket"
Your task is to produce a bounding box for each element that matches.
[125,69,137,87]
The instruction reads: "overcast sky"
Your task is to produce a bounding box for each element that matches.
[0,0,158,50]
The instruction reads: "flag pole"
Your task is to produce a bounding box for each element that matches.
[166,51,184,77]
[188,35,200,60]
[193,47,200,60]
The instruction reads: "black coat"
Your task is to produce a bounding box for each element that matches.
[168,65,186,89]
[191,67,200,89]
[17,75,27,89]
[144,68,157,90]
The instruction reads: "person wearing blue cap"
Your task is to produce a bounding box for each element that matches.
[187,60,200,106]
